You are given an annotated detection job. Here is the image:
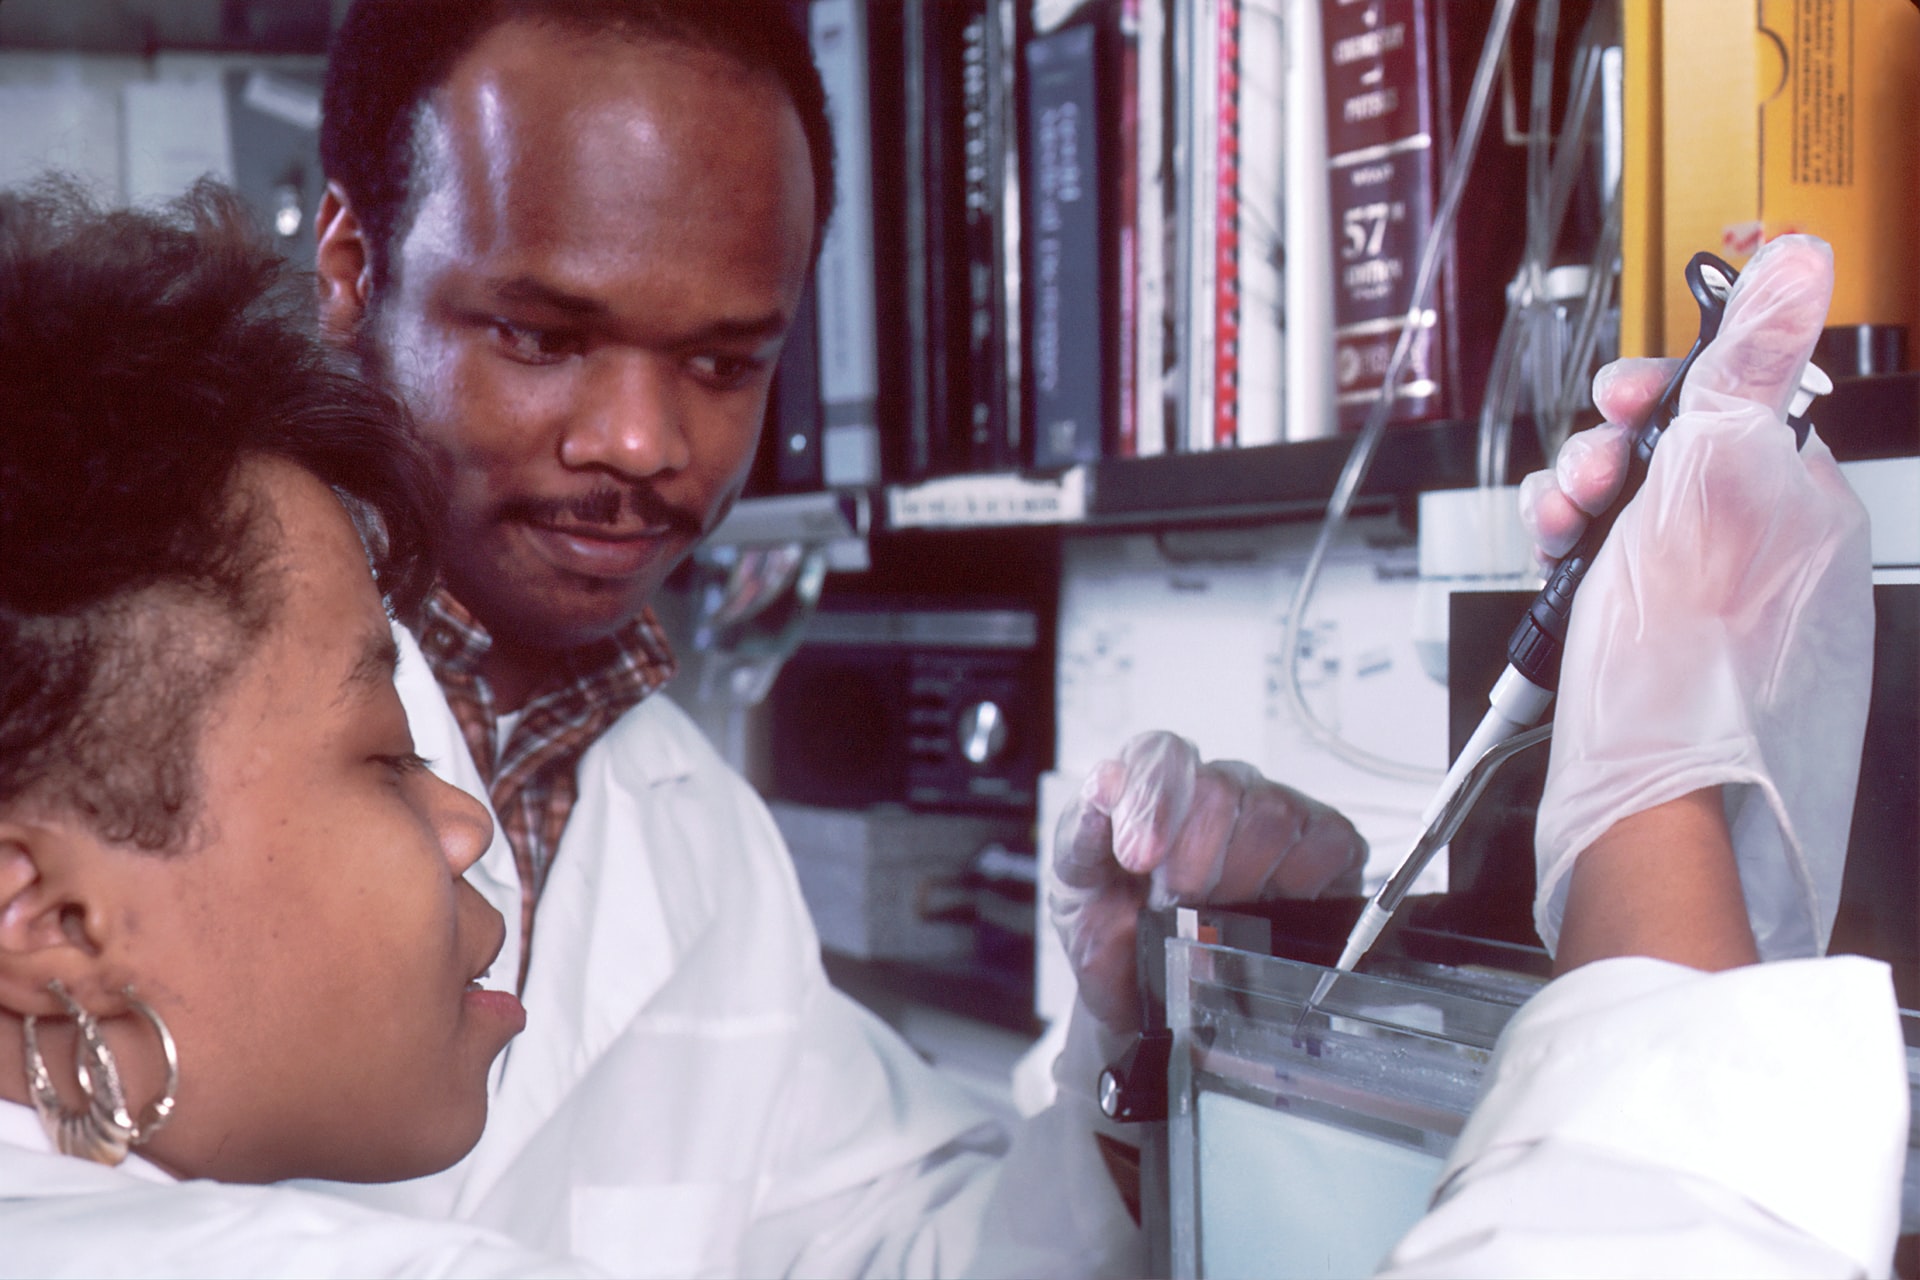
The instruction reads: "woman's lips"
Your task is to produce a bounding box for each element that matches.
[519,521,672,580]
[464,985,528,1036]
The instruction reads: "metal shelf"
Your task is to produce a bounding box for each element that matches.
[728,371,1920,540]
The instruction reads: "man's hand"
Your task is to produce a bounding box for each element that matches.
[1049,731,1365,1030]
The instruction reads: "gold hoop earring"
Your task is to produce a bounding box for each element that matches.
[21,980,179,1166]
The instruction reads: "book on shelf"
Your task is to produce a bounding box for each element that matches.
[1113,0,1141,459]
[1130,0,1172,457]
[773,272,825,491]
[1023,15,1111,469]
[1320,0,1556,433]
[811,0,1029,486]
[961,0,1026,473]
[809,0,884,486]
[1319,0,1448,429]
[743,270,825,499]
[1169,0,1288,454]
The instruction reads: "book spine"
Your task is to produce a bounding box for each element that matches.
[773,272,825,490]
[1025,21,1107,469]
[1320,0,1445,430]
[809,0,883,484]
[1211,0,1241,449]
[1133,0,1169,457]
[862,0,912,481]
[1282,0,1337,441]
[959,0,1013,471]
[901,0,934,480]
[1114,0,1141,458]
[994,0,1024,467]
[921,0,974,478]
[1176,0,1222,453]
[1231,0,1285,448]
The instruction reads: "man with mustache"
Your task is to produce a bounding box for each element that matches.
[308,2,1362,1274]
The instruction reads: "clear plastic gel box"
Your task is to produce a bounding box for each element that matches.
[1168,938,1920,1279]
[1166,937,1539,1280]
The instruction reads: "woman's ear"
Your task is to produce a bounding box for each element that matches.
[0,820,112,1017]
[315,181,374,342]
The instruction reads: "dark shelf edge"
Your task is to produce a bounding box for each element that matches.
[1086,371,1920,525]
[768,372,1919,537]
[1088,418,1548,521]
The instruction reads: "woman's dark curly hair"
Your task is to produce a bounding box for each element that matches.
[0,177,439,851]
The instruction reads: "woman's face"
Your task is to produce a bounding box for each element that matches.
[32,459,523,1183]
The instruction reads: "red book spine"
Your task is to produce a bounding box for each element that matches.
[1213,0,1241,448]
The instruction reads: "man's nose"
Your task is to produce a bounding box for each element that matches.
[557,351,693,479]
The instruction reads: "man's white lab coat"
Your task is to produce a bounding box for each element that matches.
[313,628,1142,1279]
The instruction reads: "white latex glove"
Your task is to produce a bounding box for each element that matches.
[1049,731,1366,1029]
[1520,234,1874,959]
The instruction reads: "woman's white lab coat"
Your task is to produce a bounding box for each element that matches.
[0,1101,596,1279]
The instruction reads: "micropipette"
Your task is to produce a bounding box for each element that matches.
[1294,250,1833,1029]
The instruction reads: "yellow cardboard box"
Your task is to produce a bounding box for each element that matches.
[1622,0,1919,359]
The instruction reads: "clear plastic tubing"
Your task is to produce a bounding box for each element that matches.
[1280,0,1525,784]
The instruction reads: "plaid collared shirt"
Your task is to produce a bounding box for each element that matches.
[414,587,677,988]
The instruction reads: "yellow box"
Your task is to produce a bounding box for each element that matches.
[1623,0,1920,358]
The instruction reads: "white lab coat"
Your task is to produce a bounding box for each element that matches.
[1382,954,1909,1278]
[0,956,1898,1279]
[0,622,1902,1276]
[0,1101,598,1279]
[317,627,1904,1279]
[310,628,1143,1279]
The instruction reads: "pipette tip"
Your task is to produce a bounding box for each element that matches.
[1292,970,1340,1036]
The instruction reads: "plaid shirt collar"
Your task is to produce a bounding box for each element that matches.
[413,585,676,985]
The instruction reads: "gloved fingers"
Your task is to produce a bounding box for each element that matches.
[1591,356,1682,428]
[1519,467,1586,561]
[1098,730,1201,876]
[1200,762,1367,900]
[1681,234,1833,422]
[1232,775,1368,900]
[1624,403,1867,639]
[1047,871,1147,1030]
[1519,419,1632,563]
[1554,421,1631,516]
[1146,760,1250,905]
[1150,761,1369,907]
[1051,777,1122,899]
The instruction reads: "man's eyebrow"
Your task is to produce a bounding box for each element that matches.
[339,629,400,704]
[485,277,789,343]
[686,311,791,344]
[488,277,609,317]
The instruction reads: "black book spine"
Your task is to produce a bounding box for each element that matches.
[774,271,824,490]
[1024,20,1106,469]
[864,0,914,482]
[919,0,975,478]
[958,0,1017,471]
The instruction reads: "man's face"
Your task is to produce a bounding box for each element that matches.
[324,22,816,655]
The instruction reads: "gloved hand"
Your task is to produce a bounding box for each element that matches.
[1049,731,1366,1029]
[1518,234,1874,960]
